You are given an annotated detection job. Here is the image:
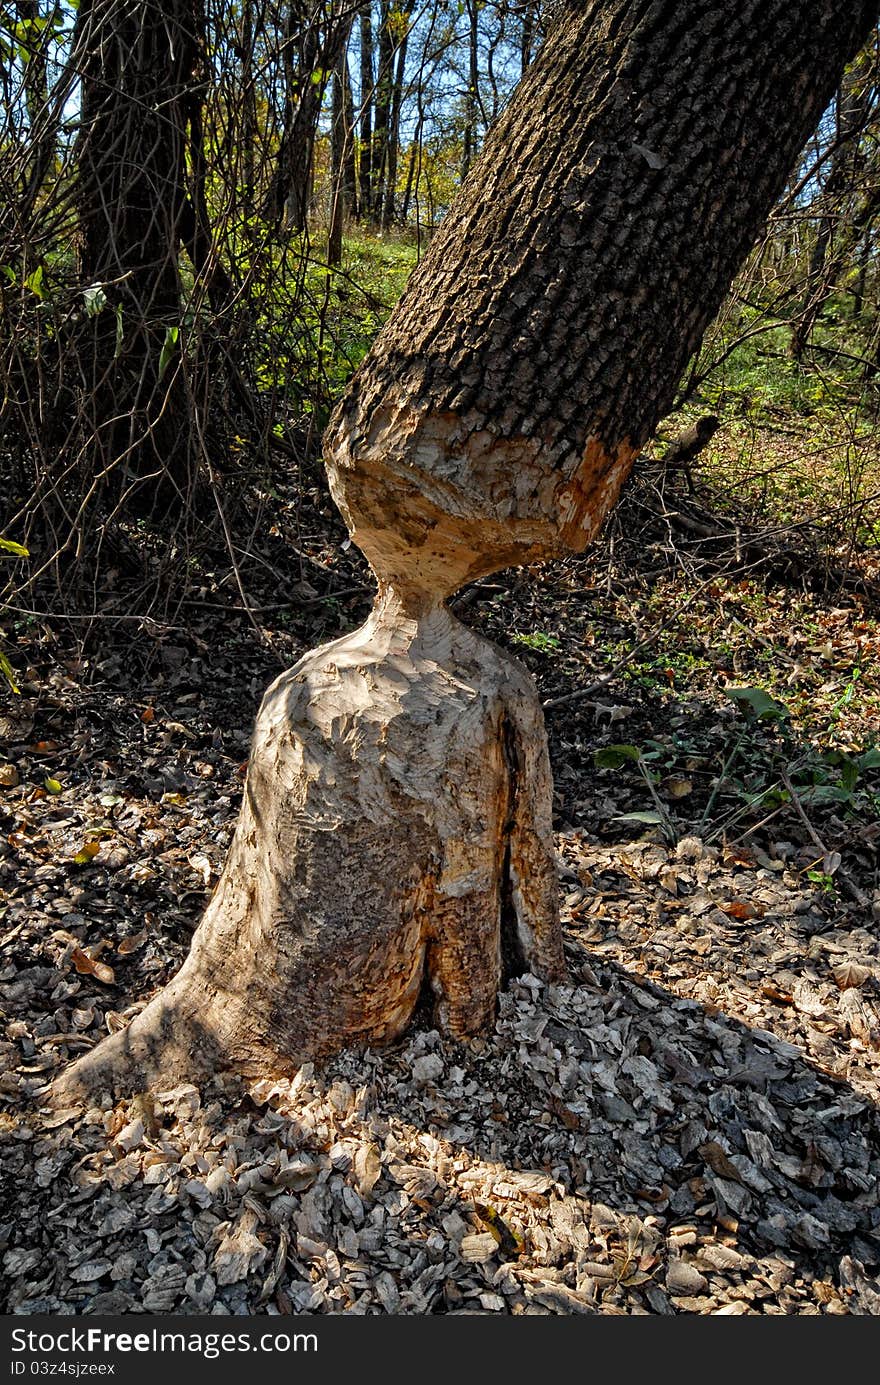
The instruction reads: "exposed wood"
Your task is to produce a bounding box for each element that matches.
[52,593,562,1098]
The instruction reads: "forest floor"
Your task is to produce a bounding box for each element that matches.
[1,436,879,1316]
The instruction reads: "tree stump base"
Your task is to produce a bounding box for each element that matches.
[51,593,563,1102]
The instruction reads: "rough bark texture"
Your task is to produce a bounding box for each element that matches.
[75,0,199,504]
[53,0,880,1102]
[326,0,879,595]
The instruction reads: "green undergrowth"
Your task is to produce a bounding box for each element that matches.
[473,529,880,873]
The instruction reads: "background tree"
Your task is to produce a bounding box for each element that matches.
[74,0,207,510]
[51,0,880,1102]
[265,0,354,229]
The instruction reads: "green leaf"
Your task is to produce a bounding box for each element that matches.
[857,747,880,771]
[82,284,107,317]
[24,264,44,299]
[0,538,28,557]
[594,744,641,769]
[0,650,20,694]
[723,685,789,721]
[44,777,62,794]
[158,325,179,380]
[840,756,859,794]
[800,784,851,804]
[511,631,559,652]
[0,265,15,285]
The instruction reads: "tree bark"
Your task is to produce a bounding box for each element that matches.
[380,7,411,229]
[461,0,480,181]
[370,0,395,219]
[329,29,355,266]
[357,2,374,219]
[54,0,880,1103]
[75,0,200,509]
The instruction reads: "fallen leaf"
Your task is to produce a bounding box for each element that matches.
[722,899,763,921]
[547,1094,580,1130]
[761,983,793,1005]
[117,930,149,956]
[699,1141,745,1184]
[70,947,115,985]
[662,776,693,799]
[73,841,101,865]
[833,961,871,990]
[723,845,757,868]
[473,1202,523,1256]
[188,853,213,886]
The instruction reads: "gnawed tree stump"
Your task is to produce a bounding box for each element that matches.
[52,0,879,1100]
[53,594,562,1096]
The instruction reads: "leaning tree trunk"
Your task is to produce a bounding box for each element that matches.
[53,0,880,1102]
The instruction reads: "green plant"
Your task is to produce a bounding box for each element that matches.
[693,684,791,836]
[593,743,678,843]
[798,745,880,809]
[805,867,836,894]
[0,537,28,692]
[511,631,560,653]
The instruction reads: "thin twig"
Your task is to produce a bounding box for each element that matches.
[779,767,869,908]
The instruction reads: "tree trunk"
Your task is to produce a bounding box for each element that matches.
[17,0,53,192]
[520,1,537,76]
[54,0,880,1103]
[328,36,353,266]
[461,0,480,181]
[75,0,199,510]
[54,594,562,1092]
[371,0,395,219]
[400,114,422,224]
[790,78,871,359]
[357,2,373,220]
[238,0,256,201]
[343,49,359,215]
[381,13,410,230]
[181,3,235,316]
[266,3,349,232]
[271,7,321,231]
